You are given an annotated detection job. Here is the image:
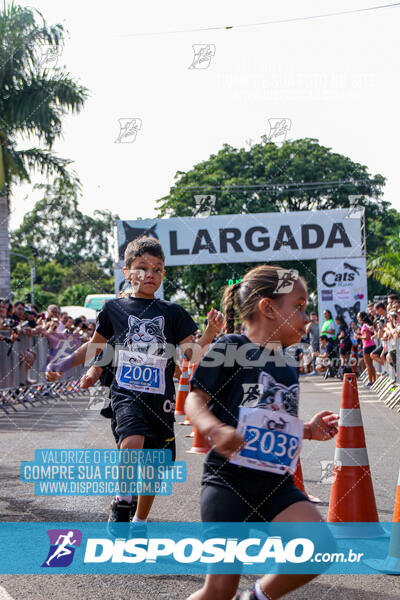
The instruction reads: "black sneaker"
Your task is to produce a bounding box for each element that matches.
[107,498,138,537]
[235,590,257,600]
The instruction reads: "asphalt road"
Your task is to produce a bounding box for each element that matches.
[0,377,399,600]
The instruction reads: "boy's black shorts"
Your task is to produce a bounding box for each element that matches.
[111,397,176,461]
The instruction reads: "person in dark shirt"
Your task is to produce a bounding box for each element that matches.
[186,265,339,600]
[46,236,223,527]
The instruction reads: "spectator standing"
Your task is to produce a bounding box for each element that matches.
[306,312,320,375]
[356,312,376,388]
[321,309,336,340]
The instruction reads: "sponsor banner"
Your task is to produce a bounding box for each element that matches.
[116,209,362,266]
[316,257,368,327]
[20,450,186,496]
[0,522,396,575]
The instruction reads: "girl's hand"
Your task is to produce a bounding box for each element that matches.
[209,424,244,459]
[308,410,339,441]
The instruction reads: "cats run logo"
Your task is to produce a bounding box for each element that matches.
[41,529,82,568]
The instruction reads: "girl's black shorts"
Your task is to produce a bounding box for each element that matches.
[200,457,310,522]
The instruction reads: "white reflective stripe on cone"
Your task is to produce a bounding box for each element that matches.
[334,447,369,467]
[339,408,364,427]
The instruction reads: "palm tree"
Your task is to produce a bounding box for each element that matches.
[0,2,88,296]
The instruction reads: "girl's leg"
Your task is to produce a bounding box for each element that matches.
[187,574,241,600]
[257,501,322,600]
[120,434,154,520]
[364,353,375,383]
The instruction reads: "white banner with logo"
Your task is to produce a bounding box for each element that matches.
[316,257,368,327]
[116,209,363,266]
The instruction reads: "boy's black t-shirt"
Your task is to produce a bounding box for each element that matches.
[96,297,198,413]
[190,334,300,484]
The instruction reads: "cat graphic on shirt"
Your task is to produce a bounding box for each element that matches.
[241,371,298,416]
[124,315,167,356]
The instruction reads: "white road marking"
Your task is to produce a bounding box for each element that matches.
[0,586,16,600]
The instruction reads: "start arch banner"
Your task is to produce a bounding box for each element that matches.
[116,209,363,266]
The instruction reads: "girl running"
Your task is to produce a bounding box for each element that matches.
[185,265,339,600]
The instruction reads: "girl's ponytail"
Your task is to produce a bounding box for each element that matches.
[222,282,240,334]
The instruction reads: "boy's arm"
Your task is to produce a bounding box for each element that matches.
[178,308,224,362]
[47,331,107,375]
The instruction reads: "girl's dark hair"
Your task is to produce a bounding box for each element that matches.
[324,309,333,319]
[124,236,165,268]
[359,311,372,326]
[222,265,305,334]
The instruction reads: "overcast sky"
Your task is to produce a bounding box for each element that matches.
[10,0,400,231]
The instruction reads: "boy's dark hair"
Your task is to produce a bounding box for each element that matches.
[388,293,399,300]
[222,264,306,334]
[320,334,328,341]
[124,236,165,268]
[374,302,386,310]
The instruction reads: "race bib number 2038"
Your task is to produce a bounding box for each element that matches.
[230,407,303,475]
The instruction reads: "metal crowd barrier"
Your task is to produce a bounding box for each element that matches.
[361,337,400,413]
[0,331,89,415]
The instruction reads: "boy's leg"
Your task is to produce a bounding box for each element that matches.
[120,434,155,521]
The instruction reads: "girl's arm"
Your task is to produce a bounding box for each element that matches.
[304,411,339,441]
[185,388,244,458]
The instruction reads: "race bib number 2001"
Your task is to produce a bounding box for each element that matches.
[115,350,167,395]
[230,407,303,475]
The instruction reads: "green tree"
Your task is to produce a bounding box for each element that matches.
[58,283,94,306]
[11,178,117,271]
[0,2,88,296]
[157,138,387,313]
[367,234,400,293]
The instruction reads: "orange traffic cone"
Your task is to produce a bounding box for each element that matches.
[187,426,211,454]
[328,373,385,537]
[175,358,190,416]
[293,459,321,504]
[365,466,400,573]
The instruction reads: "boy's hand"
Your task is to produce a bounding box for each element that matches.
[80,366,103,389]
[46,370,62,382]
[205,308,224,336]
[209,425,244,459]
[308,410,339,441]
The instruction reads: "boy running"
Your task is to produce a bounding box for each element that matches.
[47,236,223,526]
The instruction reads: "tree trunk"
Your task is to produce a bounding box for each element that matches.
[0,192,10,297]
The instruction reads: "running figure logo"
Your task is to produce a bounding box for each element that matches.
[41,529,82,567]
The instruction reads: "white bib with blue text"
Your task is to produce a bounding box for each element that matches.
[230,406,303,475]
